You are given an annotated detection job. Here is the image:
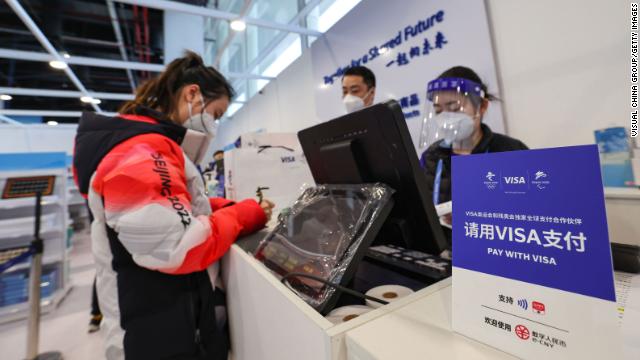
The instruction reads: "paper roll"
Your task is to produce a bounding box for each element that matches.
[365,285,414,309]
[325,305,372,325]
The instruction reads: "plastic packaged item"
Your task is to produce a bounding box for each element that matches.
[254,183,394,314]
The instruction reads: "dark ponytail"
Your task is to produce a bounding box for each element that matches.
[119,51,235,120]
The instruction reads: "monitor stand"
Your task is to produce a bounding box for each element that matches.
[373,217,412,249]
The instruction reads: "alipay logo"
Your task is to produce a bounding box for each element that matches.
[531,170,551,190]
[484,171,499,190]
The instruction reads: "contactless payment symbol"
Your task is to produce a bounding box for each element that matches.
[517,298,528,310]
[515,325,530,340]
[532,301,546,315]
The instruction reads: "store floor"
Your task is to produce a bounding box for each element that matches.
[0,227,105,360]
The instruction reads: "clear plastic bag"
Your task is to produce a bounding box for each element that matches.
[254,183,394,312]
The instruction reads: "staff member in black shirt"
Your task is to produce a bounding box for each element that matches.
[419,66,528,226]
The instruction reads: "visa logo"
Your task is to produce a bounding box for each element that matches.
[281,156,295,163]
[504,176,526,184]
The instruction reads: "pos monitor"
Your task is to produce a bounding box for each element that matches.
[298,100,448,255]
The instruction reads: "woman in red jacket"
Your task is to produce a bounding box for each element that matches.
[73,51,273,360]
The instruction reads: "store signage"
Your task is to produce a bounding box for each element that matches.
[310,0,505,154]
[451,145,620,359]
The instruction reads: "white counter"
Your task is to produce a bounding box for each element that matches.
[222,230,451,360]
[345,281,517,360]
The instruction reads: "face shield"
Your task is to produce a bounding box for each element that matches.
[418,77,485,151]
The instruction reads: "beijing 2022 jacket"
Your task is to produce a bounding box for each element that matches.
[73,107,266,360]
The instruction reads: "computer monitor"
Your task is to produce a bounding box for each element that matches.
[298,100,448,255]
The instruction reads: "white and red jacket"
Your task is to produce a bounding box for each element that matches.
[73,107,266,360]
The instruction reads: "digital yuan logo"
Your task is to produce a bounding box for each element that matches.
[483,171,499,190]
[517,298,528,311]
[515,324,530,340]
[531,170,551,190]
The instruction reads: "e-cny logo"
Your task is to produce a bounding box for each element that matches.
[515,324,530,340]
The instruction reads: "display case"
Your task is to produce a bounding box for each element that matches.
[0,152,72,324]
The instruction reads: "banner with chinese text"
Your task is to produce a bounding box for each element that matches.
[310,0,505,154]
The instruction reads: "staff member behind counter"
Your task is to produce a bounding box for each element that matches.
[73,51,274,360]
[342,66,376,113]
[419,66,528,229]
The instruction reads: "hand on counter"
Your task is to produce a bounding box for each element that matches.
[260,199,275,222]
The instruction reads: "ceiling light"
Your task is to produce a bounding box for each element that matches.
[49,60,68,69]
[80,96,101,105]
[0,94,12,101]
[62,52,71,59]
[46,121,59,126]
[230,19,247,32]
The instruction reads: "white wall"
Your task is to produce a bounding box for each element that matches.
[215,0,626,151]
[0,124,78,155]
[486,0,627,148]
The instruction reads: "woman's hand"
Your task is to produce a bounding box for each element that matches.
[260,199,275,222]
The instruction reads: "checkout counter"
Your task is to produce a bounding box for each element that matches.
[220,101,640,360]
[219,101,517,360]
[222,230,516,360]
[220,190,640,360]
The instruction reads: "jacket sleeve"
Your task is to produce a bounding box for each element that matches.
[209,197,235,212]
[92,133,267,275]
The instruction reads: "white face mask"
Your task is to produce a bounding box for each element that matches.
[181,94,219,164]
[434,112,475,147]
[343,88,373,114]
[184,94,218,136]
